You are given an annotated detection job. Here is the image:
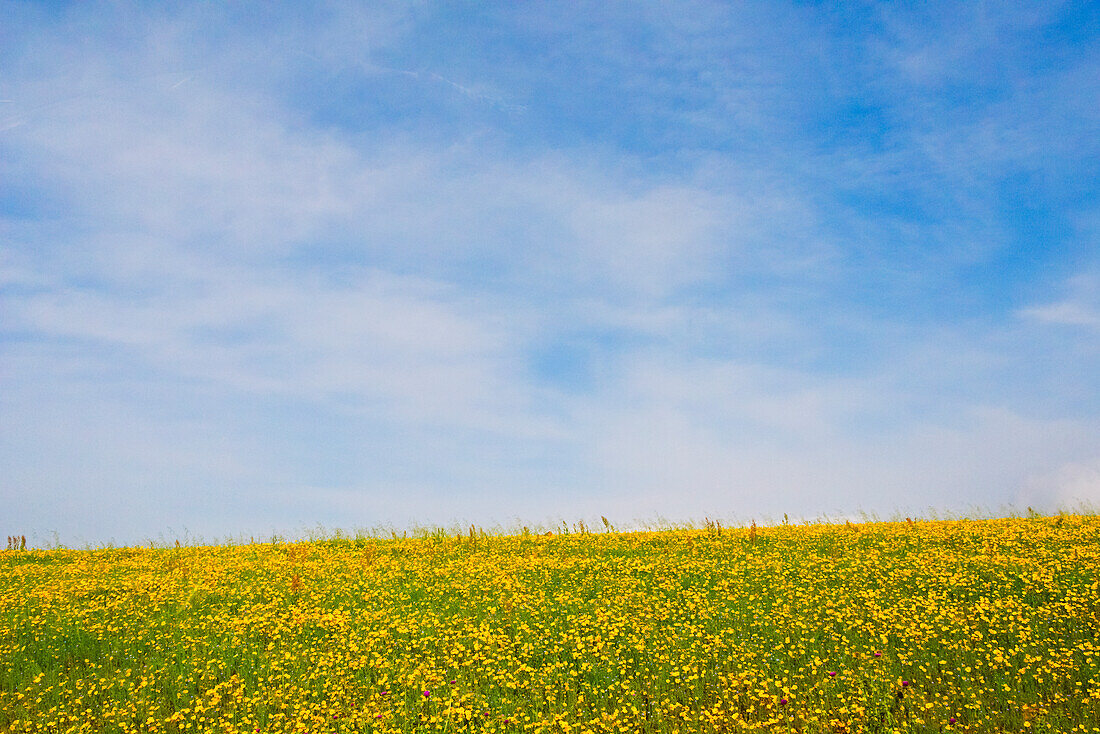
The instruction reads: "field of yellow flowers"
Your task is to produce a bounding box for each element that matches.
[2,515,1100,733]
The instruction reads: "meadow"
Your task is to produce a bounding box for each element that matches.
[2,515,1099,733]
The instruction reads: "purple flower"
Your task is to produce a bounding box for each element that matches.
[423,689,431,698]
[901,680,910,687]
[827,671,836,677]
[779,698,788,706]
[949,717,957,724]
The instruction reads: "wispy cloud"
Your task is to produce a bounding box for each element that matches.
[1020,274,1100,329]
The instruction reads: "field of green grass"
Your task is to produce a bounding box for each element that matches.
[2,515,1099,733]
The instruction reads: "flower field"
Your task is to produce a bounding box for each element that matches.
[2,515,1100,733]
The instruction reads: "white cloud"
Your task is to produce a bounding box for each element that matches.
[1021,302,1100,328]
[6,264,533,429]
[1019,273,1100,329]
[584,395,1100,523]
[1018,458,1100,510]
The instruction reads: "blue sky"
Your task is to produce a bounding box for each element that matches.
[3,1,1099,546]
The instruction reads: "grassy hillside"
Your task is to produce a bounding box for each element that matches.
[2,516,1099,733]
